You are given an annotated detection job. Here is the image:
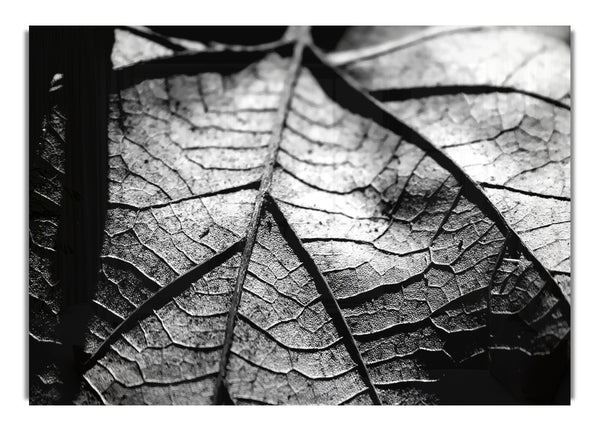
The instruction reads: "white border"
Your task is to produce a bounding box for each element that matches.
[2,1,598,429]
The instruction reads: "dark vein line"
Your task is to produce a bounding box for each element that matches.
[519,281,564,324]
[288,104,344,129]
[479,182,571,202]
[277,164,373,196]
[184,143,271,150]
[441,122,524,149]
[285,123,360,150]
[169,109,272,135]
[83,241,242,371]
[114,26,294,74]
[118,169,172,202]
[266,196,382,405]
[117,26,188,51]
[430,184,464,245]
[375,157,436,245]
[445,223,497,267]
[385,153,427,219]
[302,237,429,259]
[113,42,295,88]
[274,197,387,221]
[370,85,570,110]
[339,388,369,405]
[431,287,487,318]
[550,269,571,277]
[337,272,425,308]
[91,300,126,326]
[279,146,356,168]
[242,278,308,313]
[354,316,484,343]
[124,137,193,195]
[121,27,291,56]
[118,372,218,389]
[106,180,261,211]
[306,46,570,316]
[237,313,341,352]
[234,397,274,405]
[364,348,454,369]
[213,31,308,404]
[184,155,263,172]
[231,350,358,381]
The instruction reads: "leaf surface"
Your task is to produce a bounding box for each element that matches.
[330,27,571,103]
[29,27,571,405]
[330,26,571,296]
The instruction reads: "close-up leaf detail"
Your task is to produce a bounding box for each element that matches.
[29,26,571,405]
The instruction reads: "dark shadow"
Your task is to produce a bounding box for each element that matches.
[24,30,29,401]
[148,26,287,46]
[114,43,293,89]
[310,26,349,51]
[28,26,114,404]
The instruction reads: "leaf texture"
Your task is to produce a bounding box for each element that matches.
[330,27,571,104]
[384,94,570,275]
[29,83,66,404]
[330,26,571,298]
[334,26,570,53]
[30,84,65,344]
[29,26,571,405]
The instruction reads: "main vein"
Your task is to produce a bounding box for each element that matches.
[212,29,308,404]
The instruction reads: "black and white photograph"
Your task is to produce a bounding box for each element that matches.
[27,24,572,406]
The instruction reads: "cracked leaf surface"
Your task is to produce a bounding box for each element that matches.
[385,93,570,276]
[29,27,571,405]
[334,27,570,102]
